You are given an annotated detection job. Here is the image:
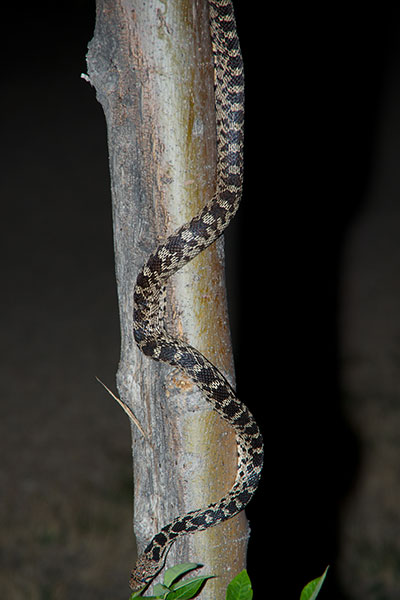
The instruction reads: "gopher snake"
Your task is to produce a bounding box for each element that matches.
[130,0,263,590]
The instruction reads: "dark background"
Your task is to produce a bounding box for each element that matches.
[234,4,399,599]
[1,2,399,599]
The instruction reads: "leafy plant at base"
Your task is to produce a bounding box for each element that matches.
[300,566,329,600]
[129,561,327,599]
[129,562,213,600]
[226,569,252,600]
[129,564,253,600]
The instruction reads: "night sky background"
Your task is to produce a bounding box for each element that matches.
[1,2,400,599]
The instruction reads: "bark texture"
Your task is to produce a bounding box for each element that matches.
[86,0,248,597]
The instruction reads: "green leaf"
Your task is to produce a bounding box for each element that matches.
[165,576,213,600]
[300,567,329,600]
[130,596,159,600]
[129,592,159,600]
[153,583,170,596]
[129,594,158,599]
[226,570,253,600]
[163,563,201,588]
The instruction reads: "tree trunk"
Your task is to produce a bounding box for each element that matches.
[86,1,248,596]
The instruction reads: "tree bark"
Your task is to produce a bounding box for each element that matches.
[86,1,248,596]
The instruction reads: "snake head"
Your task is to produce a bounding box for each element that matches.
[129,553,163,591]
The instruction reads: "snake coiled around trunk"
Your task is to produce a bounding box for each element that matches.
[130,0,264,590]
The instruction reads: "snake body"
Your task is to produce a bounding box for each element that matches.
[130,0,263,590]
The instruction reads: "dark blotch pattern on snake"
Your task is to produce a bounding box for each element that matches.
[130,0,264,590]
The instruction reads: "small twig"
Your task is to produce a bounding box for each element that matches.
[95,376,149,440]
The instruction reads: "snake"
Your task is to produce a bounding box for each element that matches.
[130,0,264,591]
